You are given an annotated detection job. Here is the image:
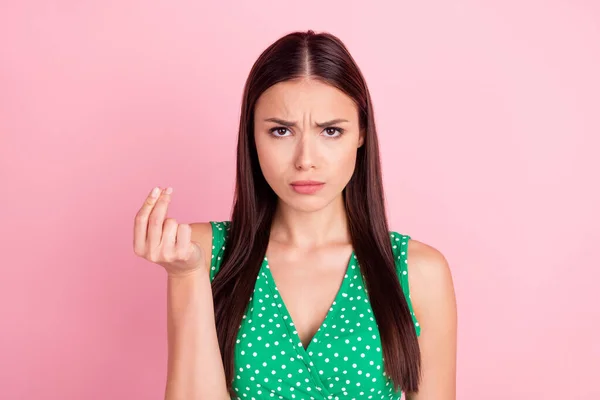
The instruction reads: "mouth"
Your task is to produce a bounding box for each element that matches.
[290,181,325,194]
[290,180,325,186]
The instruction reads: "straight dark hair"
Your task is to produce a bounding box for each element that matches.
[211,30,421,396]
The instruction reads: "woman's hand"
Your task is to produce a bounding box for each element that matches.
[133,187,205,277]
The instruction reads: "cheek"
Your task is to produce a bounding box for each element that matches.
[256,141,288,184]
[330,146,358,183]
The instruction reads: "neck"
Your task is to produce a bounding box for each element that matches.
[269,193,350,249]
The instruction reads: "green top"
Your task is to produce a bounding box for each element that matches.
[209,221,420,400]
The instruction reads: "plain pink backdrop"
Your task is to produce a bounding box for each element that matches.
[1,1,598,399]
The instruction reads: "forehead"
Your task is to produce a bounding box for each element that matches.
[254,78,358,119]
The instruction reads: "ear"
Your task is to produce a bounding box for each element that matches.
[358,129,366,148]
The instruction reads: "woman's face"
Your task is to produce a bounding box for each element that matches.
[253,78,364,212]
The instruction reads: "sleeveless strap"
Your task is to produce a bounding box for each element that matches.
[390,231,421,337]
[209,221,230,282]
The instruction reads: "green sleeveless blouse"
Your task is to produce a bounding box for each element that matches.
[209,221,420,400]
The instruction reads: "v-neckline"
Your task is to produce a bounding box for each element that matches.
[261,249,355,354]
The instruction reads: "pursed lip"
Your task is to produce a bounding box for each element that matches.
[290,180,325,186]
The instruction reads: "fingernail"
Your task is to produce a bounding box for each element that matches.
[151,187,160,198]
[165,187,173,195]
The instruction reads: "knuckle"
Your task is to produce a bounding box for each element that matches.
[144,197,155,207]
[147,251,160,263]
[133,243,146,257]
[164,218,177,227]
[148,216,162,226]
[175,252,187,263]
[134,212,145,224]
[162,250,176,263]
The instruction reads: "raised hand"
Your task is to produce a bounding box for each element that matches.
[133,187,205,276]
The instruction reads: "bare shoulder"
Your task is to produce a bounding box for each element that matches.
[406,239,456,320]
[406,239,457,399]
[189,222,214,272]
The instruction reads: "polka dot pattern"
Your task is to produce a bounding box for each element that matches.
[210,221,420,399]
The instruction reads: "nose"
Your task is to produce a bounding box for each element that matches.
[294,135,316,171]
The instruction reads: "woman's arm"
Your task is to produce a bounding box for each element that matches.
[134,188,228,399]
[405,240,458,400]
[164,269,229,399]
[163,222,230,399]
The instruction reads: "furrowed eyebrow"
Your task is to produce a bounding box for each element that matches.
[263,118,349,128]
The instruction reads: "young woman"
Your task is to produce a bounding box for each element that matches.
[134,30,457,399]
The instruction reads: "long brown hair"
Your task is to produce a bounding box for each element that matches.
[211,30,421,395]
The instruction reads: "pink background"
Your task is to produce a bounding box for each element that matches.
[1,1,598,399]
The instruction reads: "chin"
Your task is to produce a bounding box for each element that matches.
[279,195,328,213]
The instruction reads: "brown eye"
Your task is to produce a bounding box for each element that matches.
[269,127,291,138]
[323,127,344,138]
